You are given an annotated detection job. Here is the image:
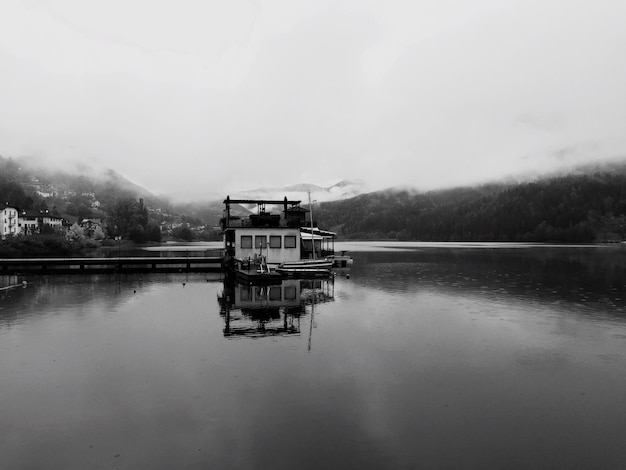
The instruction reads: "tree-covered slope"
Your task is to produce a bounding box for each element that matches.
[0,155,212,243]
[317,167,626,242]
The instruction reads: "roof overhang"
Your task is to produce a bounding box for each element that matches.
[300,227,336,237]
[301,233,324,240]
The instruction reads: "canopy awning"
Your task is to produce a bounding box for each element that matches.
[300,233,324,241]
[300,227,336,237]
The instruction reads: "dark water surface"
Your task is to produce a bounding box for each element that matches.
[2,243,626,469]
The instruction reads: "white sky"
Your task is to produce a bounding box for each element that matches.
[1,0,625,200]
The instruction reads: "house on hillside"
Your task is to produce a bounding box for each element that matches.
[1,205,19,239]
[79,218,104,238]
[19,211,66,235]
[39,213,64,230]
[19,213,38,235]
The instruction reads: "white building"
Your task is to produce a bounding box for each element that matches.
[18,212,65,235]
[19,214,38,235]
[39,213,64,230]
[1,205,19,239]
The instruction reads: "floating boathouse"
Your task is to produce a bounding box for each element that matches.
[221,196,336,268]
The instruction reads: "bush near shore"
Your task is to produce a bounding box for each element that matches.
[0,234,75,258]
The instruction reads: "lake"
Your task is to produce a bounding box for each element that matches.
[2,242,626,469]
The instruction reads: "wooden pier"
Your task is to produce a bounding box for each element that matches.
[0,256,223,275]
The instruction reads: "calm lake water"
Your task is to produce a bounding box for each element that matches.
[2,242,626,469]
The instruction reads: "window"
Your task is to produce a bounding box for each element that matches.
[255,236,267,248]
[284,285,296,300]
[269,286,281,301]
[285,235,297,248]
[269,235,281,248]
[241,235,252,249]
[241,285,252,301]
[254,286,267,300]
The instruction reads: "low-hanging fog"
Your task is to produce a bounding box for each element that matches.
[1,0,625,201]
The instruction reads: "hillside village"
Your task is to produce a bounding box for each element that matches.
[1,197,217,243]
[0,157,221,244]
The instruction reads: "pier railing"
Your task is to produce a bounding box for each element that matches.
[224,218,304,229]
[0,256,223,275]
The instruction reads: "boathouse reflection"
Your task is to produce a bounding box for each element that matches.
[218,277,334,339]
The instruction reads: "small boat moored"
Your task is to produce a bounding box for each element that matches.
[275,258,333,276]
[328,251,353,268]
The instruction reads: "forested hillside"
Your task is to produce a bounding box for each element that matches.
[6,153,626,244]
[0,156,221,243]
[317,167,626,242]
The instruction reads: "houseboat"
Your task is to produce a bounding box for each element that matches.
[221,196,337,277]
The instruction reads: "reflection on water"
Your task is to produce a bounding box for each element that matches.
[218,277,334,339]
[2,244,626,469]
[349,246,626,319]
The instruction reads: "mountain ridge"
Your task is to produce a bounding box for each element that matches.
[5,154,626,242]
[315,159,626,242]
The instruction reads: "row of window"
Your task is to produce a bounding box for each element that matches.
[241,235,298,249]
[241,285,298,302]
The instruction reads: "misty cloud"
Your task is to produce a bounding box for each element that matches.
[1,0,625,200]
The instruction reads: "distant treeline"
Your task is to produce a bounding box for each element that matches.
[0,156,221,246]
[317,171,626,242]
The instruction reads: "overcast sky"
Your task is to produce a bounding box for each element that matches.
[1,0,625,200]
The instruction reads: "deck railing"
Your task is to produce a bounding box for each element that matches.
[224,218,304,229]
[0,256,223,274]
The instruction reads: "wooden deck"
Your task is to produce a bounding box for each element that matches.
[0,256,223,274]
[232,267,284,284]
